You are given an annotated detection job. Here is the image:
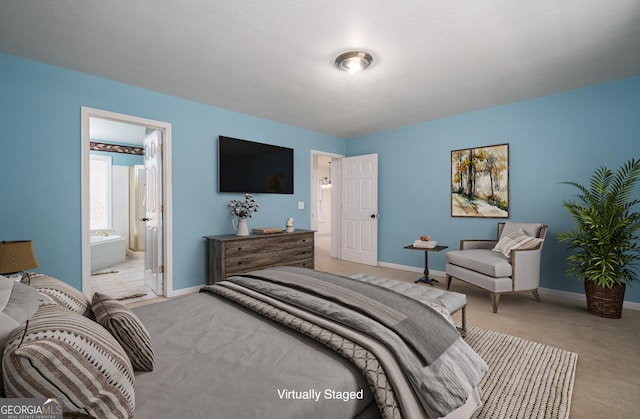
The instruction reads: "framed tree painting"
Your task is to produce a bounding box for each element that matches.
[451,143,509,218]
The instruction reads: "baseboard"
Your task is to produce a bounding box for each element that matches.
[377,261,424,274]
[538,287,586,302]
[538,287,640,311]
[166,284,201,298]
[376,261,640,311]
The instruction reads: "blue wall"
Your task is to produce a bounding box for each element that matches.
[347,76,640,303]
[0,53,345,291]
[1,52,639,303]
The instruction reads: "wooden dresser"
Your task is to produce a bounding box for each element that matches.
[204,230,315,284]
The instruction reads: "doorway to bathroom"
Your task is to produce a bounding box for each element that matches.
[81,107,173,302]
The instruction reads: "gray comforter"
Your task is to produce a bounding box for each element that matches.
[206,267,487,418]
[133,291,378,419]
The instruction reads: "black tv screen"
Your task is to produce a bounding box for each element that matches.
[218,136,294,194]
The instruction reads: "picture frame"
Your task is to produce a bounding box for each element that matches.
[451,143,509,218]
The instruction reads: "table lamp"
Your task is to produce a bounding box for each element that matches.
[0,240,39,281]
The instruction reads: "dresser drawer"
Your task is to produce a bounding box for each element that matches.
[224,234,312,256]
[205,230,315,284]
[225,245,313,274]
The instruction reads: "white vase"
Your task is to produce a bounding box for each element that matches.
[233,217,250,236]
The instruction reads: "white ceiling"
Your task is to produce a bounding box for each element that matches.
[2,1,639,138]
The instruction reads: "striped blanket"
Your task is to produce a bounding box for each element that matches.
[204,267,487,418]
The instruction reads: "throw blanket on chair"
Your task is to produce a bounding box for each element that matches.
[203,266,487,418]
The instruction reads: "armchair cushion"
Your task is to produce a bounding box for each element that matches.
[446,249,512,277]
[446,263,514,293]
[492,229,544,258]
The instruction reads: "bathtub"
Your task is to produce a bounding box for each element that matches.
[91,234,126,272]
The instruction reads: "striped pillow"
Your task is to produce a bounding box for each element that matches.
[493,229,544,258]
[22,273,95,320]
[92,292,155,371]
[2,304,134,418]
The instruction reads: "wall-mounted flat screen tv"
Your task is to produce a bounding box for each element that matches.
[218,136,294,194]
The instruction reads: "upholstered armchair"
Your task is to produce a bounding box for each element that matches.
[445,222,548,313]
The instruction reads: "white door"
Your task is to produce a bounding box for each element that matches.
[129,165,146,251]
[143,130,163,295]
[340,153,378,265]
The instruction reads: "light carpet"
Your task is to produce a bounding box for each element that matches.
[465,325,578,419]
[91,271,148,300]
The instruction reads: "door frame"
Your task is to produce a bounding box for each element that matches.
[310,150,344,247]
[310,149,350,259]
[80,107,173,298]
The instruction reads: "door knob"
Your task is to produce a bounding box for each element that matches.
[370,214,377,219]
[142,217,150,221]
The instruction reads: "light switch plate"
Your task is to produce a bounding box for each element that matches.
[298,201,304,210]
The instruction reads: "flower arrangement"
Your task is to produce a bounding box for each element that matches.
[228,193,259,218]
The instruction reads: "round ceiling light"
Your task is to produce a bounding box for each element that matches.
[335,51,373,74]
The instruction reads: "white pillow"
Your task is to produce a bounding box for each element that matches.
[0,273,23,282]
[493,229,543,258]
[1,277,40,351]
[1,276,41,397]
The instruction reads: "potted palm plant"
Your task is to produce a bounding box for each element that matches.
[558,158,640,318]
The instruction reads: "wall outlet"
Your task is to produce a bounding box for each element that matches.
[298,201,304,210]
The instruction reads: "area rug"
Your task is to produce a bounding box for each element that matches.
[91,271,148,300]
[465,325,578,419]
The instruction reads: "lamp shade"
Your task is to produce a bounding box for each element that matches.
[0,240,39,274]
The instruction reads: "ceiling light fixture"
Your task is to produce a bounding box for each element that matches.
[335,51,373,74]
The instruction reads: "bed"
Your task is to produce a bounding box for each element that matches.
[3,267,487,419]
